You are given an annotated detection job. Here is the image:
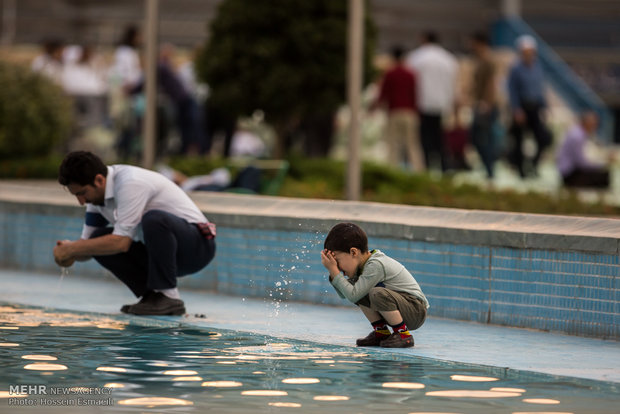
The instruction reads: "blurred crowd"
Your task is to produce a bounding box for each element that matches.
[30,26,266,163]
[372,30,613,189]
[29,25,613,191]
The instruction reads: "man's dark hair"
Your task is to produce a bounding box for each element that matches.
[324,222,368,253]
[58,151,108,186]
[119,25,139,48]
[422,31,439,44]
[391,45,405,60]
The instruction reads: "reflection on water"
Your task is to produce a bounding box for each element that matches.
[162,369,197,375]
[269,401,302,407]
[23,363,67,371]
[522,398,561,404]
[382,382,425,389]
[451,374,499,382]
[172,376,202,381]
[282,378,320,384]
[202,381,243,387]
[0,306,126,330]
[0,303,618,413]
[96,367,127,373]
[426,390,522,398]
[313,395,350,401]
[241,390,288,396]
[117,397,193,406]
[21,355,57,361]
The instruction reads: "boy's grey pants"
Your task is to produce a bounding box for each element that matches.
[356,287,426,330]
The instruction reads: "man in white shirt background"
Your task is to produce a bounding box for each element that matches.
[406,31,459,172]
[53,151,216,315]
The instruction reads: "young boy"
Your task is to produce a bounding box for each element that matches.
[321,222,429,348]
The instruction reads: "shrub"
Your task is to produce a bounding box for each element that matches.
[0,61,72,159]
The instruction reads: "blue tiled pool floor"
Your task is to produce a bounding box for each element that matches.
[1,269,619,384]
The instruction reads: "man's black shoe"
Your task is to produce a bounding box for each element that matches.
[125,292,186,316]
[120,291,154,314]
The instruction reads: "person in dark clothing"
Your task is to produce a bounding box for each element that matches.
[507,35,553,178]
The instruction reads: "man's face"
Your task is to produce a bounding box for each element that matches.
[331,249,362,277]
[582,113,599,135]
[521,47,536,65]
[67,175,106,206]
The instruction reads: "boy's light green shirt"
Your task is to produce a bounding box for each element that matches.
[330,250,429,309]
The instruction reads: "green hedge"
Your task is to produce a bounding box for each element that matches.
[0,61,72,159]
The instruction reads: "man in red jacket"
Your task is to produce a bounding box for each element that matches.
[375,46,425,172]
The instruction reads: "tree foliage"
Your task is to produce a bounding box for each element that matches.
[0,62,72,159]
[196,0,376,155]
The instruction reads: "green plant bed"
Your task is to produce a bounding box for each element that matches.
[280,157,620,217]
[2,154,617,217]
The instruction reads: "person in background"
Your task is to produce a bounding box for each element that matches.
[31,38,64,84]
[111,25,142,90]
[556,111,610,188]
[469,31,499,178]
[374,45,424,172]
[178,46,211,155]
[130,43,203,155]
[61,45,108,97]
[406,31,458,172]
[507,35,552,178]
[110,25,143,160]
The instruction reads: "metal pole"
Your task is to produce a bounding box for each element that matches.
[501,0,521,17]
[346,0,364,201]
[142,0,159,169]
[1,0,17,46]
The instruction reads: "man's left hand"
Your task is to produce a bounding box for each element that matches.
[54,240,75,267]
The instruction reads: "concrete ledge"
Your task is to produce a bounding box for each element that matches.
[1,180,619,254]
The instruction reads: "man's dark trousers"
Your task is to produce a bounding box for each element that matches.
[89,210,216,297]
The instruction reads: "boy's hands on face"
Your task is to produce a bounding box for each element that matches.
[321,249,340,280]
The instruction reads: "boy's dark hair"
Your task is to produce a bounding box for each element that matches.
[324,222,368,253]
[58,151,108,187]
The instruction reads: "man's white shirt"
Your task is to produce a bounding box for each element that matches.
[406,44,458,114]
[81,165,207,242]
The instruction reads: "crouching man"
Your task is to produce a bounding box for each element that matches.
[53,151,216,315]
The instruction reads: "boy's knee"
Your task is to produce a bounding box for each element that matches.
[368,287,398,311]
[368,287,390,302]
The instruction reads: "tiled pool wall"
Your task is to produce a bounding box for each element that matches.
[0,199,618,340]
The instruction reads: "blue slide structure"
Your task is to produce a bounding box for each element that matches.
[492,17,613,141]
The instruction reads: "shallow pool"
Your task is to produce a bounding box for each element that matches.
[0,303,618,413]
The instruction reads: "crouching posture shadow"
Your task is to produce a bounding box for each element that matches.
[53,151,216,315]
